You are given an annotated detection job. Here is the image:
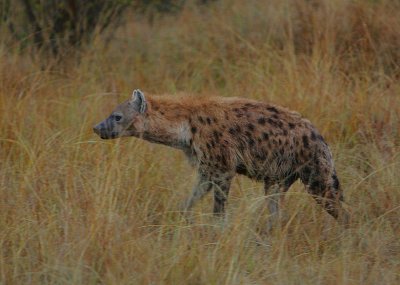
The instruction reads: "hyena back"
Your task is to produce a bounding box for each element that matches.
[94,90,347,222]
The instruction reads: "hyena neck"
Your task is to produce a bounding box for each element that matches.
[141,97,192,150]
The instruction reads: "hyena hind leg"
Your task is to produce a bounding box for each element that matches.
[213,173,234,215]
[264,175,296,231]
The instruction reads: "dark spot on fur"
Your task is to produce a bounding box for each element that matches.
[235,125,241,133]
[332,174,340,190]
[206,143,211,150]
[268,118,277,127]
[283,129,288,136]
[238,142,245,152]
[258,117,266,125]
[191,126,197,134]
[262,132,269,140]
[213,117,218,123]
[268,118,283,128]
[267,106,279,113]
[221,154,227,165]
[236,164,248,175]
[160,111,165,115]
[272,114,279,119]
[257,138,262,143]
[279,148,285,155]
[302,135,309,148]
[288,122,295,129]
[189,139,193,145]
[301,166,312,183]
[198,116,205,124]
[248,138,255,146]
[245,131,252,138]
[213,130,221,142]
[229,128,236,135]
[206,117,211,124]
[233,108,240,113]
[310,180,323,191]
[256,153,267,161]
[247,123,255,131]
[311,131,317,141]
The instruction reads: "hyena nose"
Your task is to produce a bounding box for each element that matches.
[93,124,102,135]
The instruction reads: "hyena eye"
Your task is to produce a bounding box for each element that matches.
[114,115,122,122]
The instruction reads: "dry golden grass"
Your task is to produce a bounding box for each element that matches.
[1,0,400,284]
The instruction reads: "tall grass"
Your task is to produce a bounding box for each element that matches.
[1,0,399,284]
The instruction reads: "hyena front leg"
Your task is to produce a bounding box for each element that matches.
[182,170,234,216]
[182,170,213,212]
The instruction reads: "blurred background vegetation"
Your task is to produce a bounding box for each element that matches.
[0,0,215,55]
[1,0,399,72]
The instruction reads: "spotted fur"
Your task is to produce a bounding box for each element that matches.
[94,90,347,222]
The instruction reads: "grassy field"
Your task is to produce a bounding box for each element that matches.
[1,0,400,284]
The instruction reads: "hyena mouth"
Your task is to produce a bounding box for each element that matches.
[100,132,118,139]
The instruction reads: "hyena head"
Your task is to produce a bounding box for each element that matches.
[93,89,147,139]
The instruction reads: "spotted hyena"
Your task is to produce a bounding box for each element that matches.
[94,90,348,223]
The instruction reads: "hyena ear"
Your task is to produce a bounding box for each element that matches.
[131,89,147,113]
